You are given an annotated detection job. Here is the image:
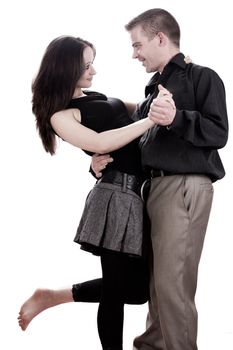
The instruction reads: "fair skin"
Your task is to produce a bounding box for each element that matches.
[92,25,182,175]
[130,26,179,73]
[50,46,157,155]
[18,289,73,330]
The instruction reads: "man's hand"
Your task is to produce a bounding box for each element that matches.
[148,84,176,126]
[91,153,113,178]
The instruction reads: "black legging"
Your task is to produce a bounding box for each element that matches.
[72,250,149,350]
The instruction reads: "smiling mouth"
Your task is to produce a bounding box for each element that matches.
[138,58,145,65]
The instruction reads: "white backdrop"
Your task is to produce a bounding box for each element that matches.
[1,0,232,349]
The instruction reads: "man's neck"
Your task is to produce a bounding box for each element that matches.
[159,49,180,73]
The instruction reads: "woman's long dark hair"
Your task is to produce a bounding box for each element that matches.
[32,36,95,154]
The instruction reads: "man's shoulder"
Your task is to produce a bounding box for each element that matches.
[184,62,224,87]
[186,62,220,78]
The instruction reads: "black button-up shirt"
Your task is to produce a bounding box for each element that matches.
[134,53,228,182]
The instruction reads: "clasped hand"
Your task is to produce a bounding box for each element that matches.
[148,84,176,126]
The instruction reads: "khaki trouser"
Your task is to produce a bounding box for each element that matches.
[134,175,214,350]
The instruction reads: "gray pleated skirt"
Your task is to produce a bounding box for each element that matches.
[74,182,145,257]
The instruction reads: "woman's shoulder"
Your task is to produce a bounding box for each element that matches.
[52,108,74,119]
[51,108,81,125]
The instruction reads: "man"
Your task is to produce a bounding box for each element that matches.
[92,8,228,350]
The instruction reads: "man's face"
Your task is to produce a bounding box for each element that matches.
[129,25,163,73]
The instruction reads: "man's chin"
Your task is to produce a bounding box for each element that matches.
[141,63,152,73]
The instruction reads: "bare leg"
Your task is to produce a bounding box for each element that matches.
[18,288,73,331]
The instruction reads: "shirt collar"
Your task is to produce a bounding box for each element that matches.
[145,52,186,96]
[170,52,186,69]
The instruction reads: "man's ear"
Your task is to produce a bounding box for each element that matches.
[157,32,167,46]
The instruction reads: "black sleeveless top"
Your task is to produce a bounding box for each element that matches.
[67,91,143,178]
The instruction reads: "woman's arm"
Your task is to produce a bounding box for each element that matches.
[50,108,155,154]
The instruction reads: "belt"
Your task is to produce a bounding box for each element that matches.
[150,169,175,178]
[97,170,142,195]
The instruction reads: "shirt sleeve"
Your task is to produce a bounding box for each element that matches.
[169,67,228,149]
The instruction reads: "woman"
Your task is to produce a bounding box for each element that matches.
[18,36,173,350]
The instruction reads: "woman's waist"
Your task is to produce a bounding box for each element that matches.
[97,169,143,194]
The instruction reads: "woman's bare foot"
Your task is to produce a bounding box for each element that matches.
[18,288,73,330]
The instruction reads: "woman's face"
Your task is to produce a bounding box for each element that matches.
[77,46,96,88]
